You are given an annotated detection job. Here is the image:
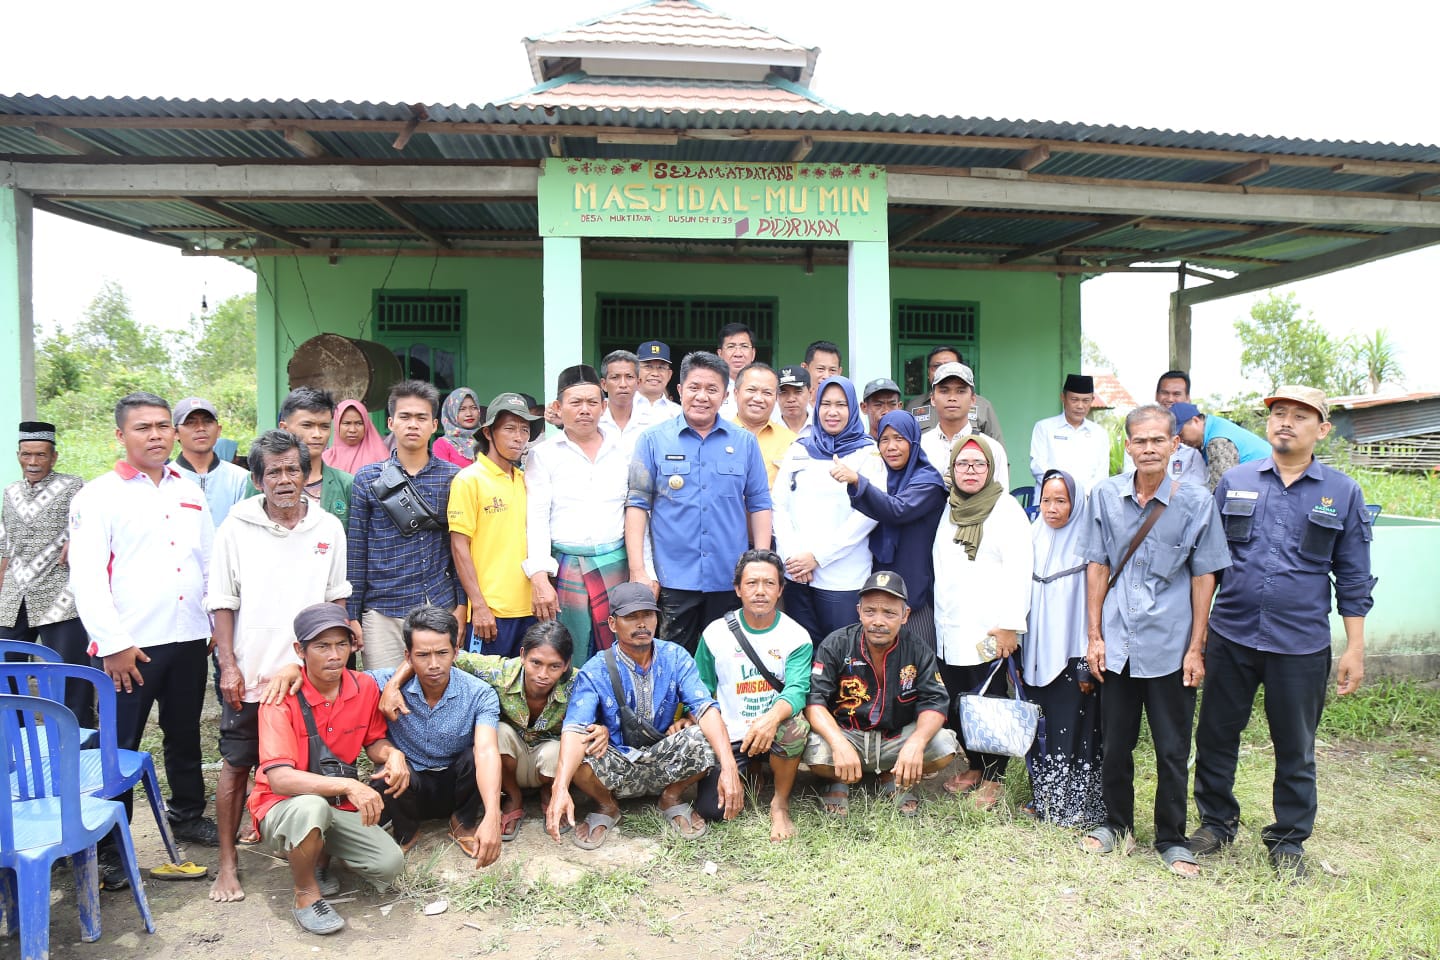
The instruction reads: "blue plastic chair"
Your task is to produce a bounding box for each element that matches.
[1010,484,1041,520]
[0,663,181,865]
[0,640,62,664]
[0,693,154,959]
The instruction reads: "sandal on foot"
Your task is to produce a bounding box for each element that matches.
[659,801,708,840]
[877,779,920,817]
[499,808,525,843]
[149,861,209,881]
[572,810,620,850]
[448,815,481,859]
[1161,845,1201,878]
[818,782,850,817]
[942,772,981,795]
[1081,826,1133,855]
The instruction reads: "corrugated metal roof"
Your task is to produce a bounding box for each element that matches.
[1329,394,1440,443]
[3,94,1438,164]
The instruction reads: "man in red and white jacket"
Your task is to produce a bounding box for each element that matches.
[69,391,219,889]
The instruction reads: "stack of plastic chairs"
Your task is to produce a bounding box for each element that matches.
[1,692,154,959]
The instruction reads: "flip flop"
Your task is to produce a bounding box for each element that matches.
[818,782,850,817]
[658,801,708,840]
[149,861,209,881]
[877,779,920,817]
[942,772,981,795]
[571,811,619,850]
[448,816,480,859]
[499,808,525,843]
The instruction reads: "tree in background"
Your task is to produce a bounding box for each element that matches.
[1350,328,1404,394]
[34,283,257,478]
[1234,292,1361,396]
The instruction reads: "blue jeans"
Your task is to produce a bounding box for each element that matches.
[783,582,859,645]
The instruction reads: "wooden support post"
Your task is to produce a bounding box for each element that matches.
[788,136,813,163]
[1168,289,1192,373]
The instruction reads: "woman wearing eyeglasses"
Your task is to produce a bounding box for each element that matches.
[931,436,1035,810]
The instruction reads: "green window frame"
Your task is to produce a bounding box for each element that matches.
[893,300,980,399]
[595,294,778,367]
[372,290,467,393]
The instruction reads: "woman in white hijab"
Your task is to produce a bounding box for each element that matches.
[1023,469,1104,827]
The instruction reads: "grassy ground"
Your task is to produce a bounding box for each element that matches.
[360,681,1440,960]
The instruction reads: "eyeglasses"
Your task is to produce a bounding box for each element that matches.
[954,460,988,473]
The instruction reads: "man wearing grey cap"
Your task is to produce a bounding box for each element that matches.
[860,377,904,439]
[906,346,1005,443]
[803,571,957,817]
[1028,374,1109,494]
[172,397,251,527]
[546,582,739,846]
[1190,385,1374,880]
[918,360,1011,491]
[248,602,409,935]
[0,421,89,722]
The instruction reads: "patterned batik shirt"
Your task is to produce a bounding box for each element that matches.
[0,472,84,627]
[457,652,573,744]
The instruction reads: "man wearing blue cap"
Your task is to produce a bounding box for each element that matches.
[634,340,682,420]
[1171,402,1272,492]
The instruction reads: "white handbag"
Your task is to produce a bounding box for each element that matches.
[957,656,1042,759]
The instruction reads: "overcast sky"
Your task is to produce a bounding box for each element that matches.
[7,0,1439,400]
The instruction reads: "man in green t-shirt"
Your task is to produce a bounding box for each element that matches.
[694,549,812,841]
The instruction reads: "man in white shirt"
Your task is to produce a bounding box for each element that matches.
[69,391,220,889]
[1029,374,1110,493]
[694,550,812,841]
[716,322,758,422]
[525,365,634,662]
[802,340,843,386]
[597,349,654,456]
[776,365,813,437]
[919,361,1010,490]
[207,429,350,904]
[633,340,682,420]
[172,396,251,527]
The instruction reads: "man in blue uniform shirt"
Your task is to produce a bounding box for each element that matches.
[1189,385,1374,880]
[625,350,772,653]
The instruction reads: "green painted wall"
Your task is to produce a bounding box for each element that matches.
[1335,521,1440,662]
[259,255,1078,452]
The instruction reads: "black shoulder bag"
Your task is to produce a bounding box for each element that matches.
[724,611,783,693]
[296,691,359,806]
[370,460,447,536]
[603,647,666,748]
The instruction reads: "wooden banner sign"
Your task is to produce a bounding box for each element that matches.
[538,158,887,241]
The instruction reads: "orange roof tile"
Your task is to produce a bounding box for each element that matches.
[531,0,812,55]
[1091,373,1139,411]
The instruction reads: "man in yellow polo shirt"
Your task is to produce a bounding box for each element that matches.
[730,363,797,488]
[448,393,540,655]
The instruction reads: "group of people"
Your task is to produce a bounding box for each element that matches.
[0,323,1374,936]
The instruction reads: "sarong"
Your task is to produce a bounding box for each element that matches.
[553,538,628,662]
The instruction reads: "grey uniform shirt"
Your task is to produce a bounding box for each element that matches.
[1082,471,1231,678]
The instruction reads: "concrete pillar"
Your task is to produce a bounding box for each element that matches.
[1,187,35,486]
[846,240,891,389]
[542,237,582,413]
[1168,290,1192,372]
